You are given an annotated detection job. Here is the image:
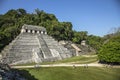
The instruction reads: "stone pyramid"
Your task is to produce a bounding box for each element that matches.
[1,24,74,65]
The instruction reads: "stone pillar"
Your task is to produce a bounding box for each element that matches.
[37,31,39,34]
[41,31,43,34]
[28,30,31,33]
[76,50,79,56]
[45,31,47,34]
[21,29,25,33]
[32,30,35,34]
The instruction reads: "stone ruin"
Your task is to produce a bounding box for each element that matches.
[60,40,96,55]
[0,24,75,65]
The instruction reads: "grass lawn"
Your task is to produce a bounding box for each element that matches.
[15,55,98,66]
[41,55,98,64]
[19,67,120,80]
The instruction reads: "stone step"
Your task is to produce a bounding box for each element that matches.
[37,35,53,58]
[14,43,39,45]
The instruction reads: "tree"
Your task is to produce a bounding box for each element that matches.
[17,8,27,15]
[98,36,120,63]
[87,35,103,51]
[72,31,88,44]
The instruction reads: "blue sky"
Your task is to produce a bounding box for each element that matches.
[0,0,120,36]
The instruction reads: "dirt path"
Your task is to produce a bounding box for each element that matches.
[11,63,102,69]
[10,55,120,69]
[11,63,120,69]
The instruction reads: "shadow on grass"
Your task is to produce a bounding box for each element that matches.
[17,69,38,80]
[99,61,120,65]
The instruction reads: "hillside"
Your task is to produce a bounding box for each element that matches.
[0,8,103,52]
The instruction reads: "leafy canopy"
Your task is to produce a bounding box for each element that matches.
[98,35,120,63]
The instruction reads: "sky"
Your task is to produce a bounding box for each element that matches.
[0,0,120,36]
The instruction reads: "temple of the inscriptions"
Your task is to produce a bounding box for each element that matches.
[0,24,75,65]
[21,24,47,34]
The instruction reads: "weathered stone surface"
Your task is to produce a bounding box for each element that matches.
[1,24,74,65]
[63,41,95,55]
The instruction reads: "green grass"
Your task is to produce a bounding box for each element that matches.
[20,67,120,80]
[14,55,98,66]
[41,55,98,64]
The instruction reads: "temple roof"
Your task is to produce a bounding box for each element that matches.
[22,24,46,31]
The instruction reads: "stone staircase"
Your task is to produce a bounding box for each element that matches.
[2,33,40,64]
[42,35,72,59]
[37,34,53,58]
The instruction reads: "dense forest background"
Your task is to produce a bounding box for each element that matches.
[0,8,120,64]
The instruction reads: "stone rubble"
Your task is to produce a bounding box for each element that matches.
[0,63,26,80]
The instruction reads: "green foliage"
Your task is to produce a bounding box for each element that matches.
[87,35,103,51]
[49,22,73,41]
[98,36,120,63]
[72,31,88,43]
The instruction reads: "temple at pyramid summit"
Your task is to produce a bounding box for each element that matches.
[0,24,78,65]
